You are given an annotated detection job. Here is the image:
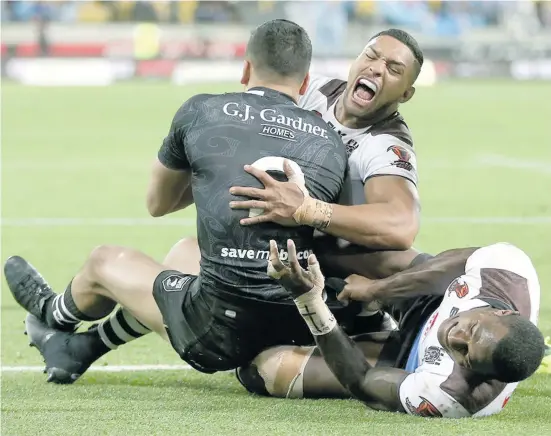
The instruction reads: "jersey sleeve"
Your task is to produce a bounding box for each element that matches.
[463,243,540,322]
[157,95,203,170]
[298,74,331,111]
[399,372,471,418]
[353,134,417,185]
[464,243,538,283]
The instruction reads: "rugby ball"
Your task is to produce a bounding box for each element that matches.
[248,156,305,217]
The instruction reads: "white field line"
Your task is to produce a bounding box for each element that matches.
[3,154,550,173]
[475,154,551,175]
[1,217,551,227]
[1,364,193,373]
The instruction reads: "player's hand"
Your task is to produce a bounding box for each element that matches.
[338,274,381,309]
[267,239,325,299]
[229,160,305,227]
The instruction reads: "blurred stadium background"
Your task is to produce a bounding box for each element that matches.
[2,0,551,82]
[2,1,551,435]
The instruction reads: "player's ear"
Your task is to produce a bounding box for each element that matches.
[241,60,251,86]
[299,72,310,96]
[399,86,415,104]
[495,309,519,317]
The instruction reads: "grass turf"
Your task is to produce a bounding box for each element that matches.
[1,80,551,435]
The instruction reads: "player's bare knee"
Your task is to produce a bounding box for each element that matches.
[163,237,200,272]
[86,245,125,279]
[166,237,199,259]
[239,346,314,399]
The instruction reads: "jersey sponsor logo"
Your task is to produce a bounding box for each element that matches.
[259,124,296,141]
[222,102,329,139]
[220,247,313,261]
[162,274,192,292]
[387,145,414,171]
[260,109,329,139]
[448,278,469,298]
[423,346,445,366]
[405,396,443,417]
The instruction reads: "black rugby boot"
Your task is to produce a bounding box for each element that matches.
[4,256,58,323]
[25,314,108,384]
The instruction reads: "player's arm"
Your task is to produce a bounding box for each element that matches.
[147,97,200,217]
[339,247,479,303]
[316,325,408,411]
[147,161,193,217]
[309,138,421,248]
[320,175,419,249]
[267,239,408,412]
[230,137,420,250]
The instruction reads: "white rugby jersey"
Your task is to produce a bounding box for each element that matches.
[399,243,541,418]
[298,74,417,206]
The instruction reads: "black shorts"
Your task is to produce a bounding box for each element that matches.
[152,270,360,374]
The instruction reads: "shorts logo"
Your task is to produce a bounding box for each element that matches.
[450,307,459,317]
[162,275,191,292]
[405,396,443,417]
[387,145,414,171]
[423,346,444,366]
[448,278,469,298]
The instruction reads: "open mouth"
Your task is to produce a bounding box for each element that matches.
[352,77,378,106]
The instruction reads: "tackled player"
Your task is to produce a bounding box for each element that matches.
[237,240,545,418]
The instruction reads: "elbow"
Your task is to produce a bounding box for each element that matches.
[382,211,419,250]
[387,230,416,251]
[147,205,166,218]
[146,197,168,217]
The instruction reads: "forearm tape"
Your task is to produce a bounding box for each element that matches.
[293,290,337,336]
[292,196,333,230]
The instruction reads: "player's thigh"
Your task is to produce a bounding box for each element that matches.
[87,245,170,337]
[238,332,394,399]
[162,237,201,275]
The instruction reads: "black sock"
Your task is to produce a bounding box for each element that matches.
[45,281,98,330]
[95,307,151,350]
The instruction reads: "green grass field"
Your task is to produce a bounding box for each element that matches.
[2,81,551,435]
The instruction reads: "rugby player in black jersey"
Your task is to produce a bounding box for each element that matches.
[5,19,355,384]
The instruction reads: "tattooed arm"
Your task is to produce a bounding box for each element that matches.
[315,326,408,411]
[267,239,409,411]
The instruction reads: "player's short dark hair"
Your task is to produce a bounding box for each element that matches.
[371,28,424,79]
[491,314,545,383]
[246,19,312,82]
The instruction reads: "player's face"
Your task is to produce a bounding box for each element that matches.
[437,308,513,375]
[343,35,417,121]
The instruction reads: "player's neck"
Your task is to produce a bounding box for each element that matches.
[245,81,299,103]
[335,97,397,129]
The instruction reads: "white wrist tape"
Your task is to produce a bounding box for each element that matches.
[293,289,336,336]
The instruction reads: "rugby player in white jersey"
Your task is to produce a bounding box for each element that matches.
[226,28,426,332]
[237,241,545,418]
